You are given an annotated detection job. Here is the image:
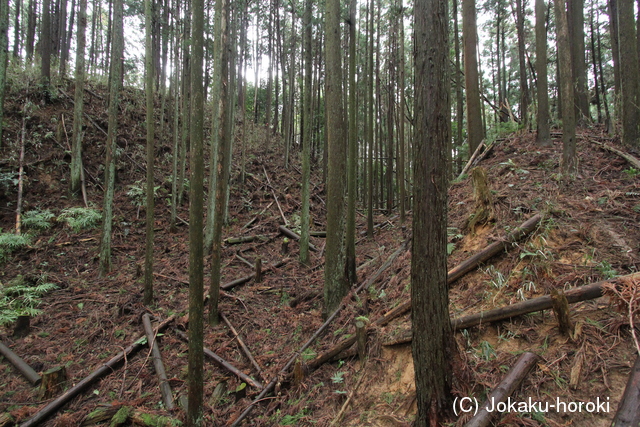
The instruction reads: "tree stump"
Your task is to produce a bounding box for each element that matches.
[255,258,262,283]
[467,167,495,233]
[39,366,67,400]
[551,289,574,336]
[13,315,31,338]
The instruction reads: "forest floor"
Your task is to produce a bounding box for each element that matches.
[0,80,639,427]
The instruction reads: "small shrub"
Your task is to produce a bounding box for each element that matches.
[22,209,55,231]
[58,207,102,232]
[0,232,31,261]
[0,275,58,326]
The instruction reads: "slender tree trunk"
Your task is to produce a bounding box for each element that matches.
[398,1,405,223]
[535,0,551,145]
[554,0,577,174]
[567,0,590,123]
[345,0,357,285]
[144,0,155,306]
[187,0,205,418]
[0,0,7,149]
[412,0,454,422]
[618,0,640,146]
[25,0,36,61]
[324,0,349,317]
[608,0,621,97]
[70,0,86,192]
[41,0,52,87]
[589,8,602,124]
[596,8,612,132]
[99,0,124,276]
[366,0,374,237]
[300,0,312,266]
[453,0,464,172]
[462,0,483,154]
[12,0,20,59]
[516,0,529,128]
[208,0,230,326]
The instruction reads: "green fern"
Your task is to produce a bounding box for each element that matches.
[0,275,57,326]
[58,207,102,232]
[126,180,161,207]
[22,209,55,231]
[0,233,31,262]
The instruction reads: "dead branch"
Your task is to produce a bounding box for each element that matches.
[262,165,287,225]
[459,139,487,180]
[172,328,263,390]
[591,140,640,170]
[0,340,41,386]
[242,201,274,229]
[278,225,319,252]
[221,312,266,383]
[19,315,175,427]
[221,259,288,291]
[141,314,175,411]
[611,354,640,427]
[464,352,539,427]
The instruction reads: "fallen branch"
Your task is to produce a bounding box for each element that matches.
[278,225,319,252]
[464,352,539,427]
[242,201,274,229]
[591,140,640,170]
[611,354,640,427]
[221,312,266,382]
[225,235,269,245]
[221,259,288,291]
[0,340,41,386]
[19,316,175,427]
[141,314,175,411]
[448,213,542,284]
[172,329,263,390]
[458,139,487,180]
[263,165,287,225]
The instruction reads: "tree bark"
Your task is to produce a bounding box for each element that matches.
[462,0,483,154]
[324,0,349,318]
[412,0,454,422]
[618,0,640,147]
[70,0,86,192]
[143,0,155,306]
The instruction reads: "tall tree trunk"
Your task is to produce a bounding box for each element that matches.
[187,0,205,418]
[398,1,405,221]
[453,0,464,172]
[12,0,20,58]
[589,8,602,124]
[99,0,124,276]
[412,0,454,422]
[554,0,577,174]
[567,0,590,123]
[608,0,621,97]
[366,0,374,237]
[618,0,640,146]
[208,0,230,326]
[70,0,86,192]
[41,0,52,87]
[596,8,612,133]
[535,0,551,145]
[25,0,36,60]
[324,0,348,317]
[515,0,529,128]
[300,0,312,266]
[462,0,483,154]
[57,0,68,76]
[0,0,7,149]
[345,0,357,285]
[144,0,155,306]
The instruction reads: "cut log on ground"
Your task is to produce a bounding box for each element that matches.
[221,312,266,382]
[172,329,263,390]
[18,315,175,427]
[141,314,175,411]
[0,340,41,386]
[611,354,640,427]
[278,225,319,252]
[464,352,539,427]
[225,235,270,245]
[448,213,542,284]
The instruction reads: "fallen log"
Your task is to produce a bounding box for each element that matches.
[451,273,639,330]
[142,314,175,411]
[278,225,319,252]
[611,354,640,427]
[172,329,263,390]
[458,139,487,180]
[18,315,175,427]
[448,213,542,284]
[0,340,41,386]
[591,140,640,170]
[242,201,274,229]
[221,259,287,291]
[225,235,269,245]
[464,352,539,427]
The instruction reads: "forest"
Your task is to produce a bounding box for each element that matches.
[0,0,639,425]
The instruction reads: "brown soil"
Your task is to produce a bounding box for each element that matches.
[0,83,639,427]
